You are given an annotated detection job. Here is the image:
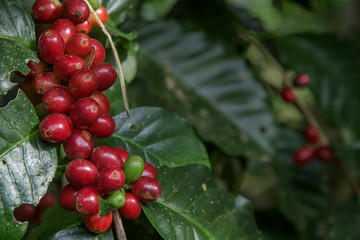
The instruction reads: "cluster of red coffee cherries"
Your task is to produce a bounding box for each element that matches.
[280,74,336,165]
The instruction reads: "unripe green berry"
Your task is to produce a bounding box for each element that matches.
[123,155,144,183]
[88,0,100,10]
[104,190,126,209]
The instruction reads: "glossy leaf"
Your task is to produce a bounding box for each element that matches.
[140,0,178,20]
[0,90,57,240]
[143,164,263,240]
[98,197,118,217]
[100,0,136,25]
[0,0,37,94]
[103,107,210,168]
[133,19,276,159]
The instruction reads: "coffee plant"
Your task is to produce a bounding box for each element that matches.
[0,0,359,239]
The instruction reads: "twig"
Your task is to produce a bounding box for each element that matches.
[113,211,127,240]
[84,0,130,117]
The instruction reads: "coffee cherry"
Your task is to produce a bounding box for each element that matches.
[293,146,314,165]
[13,204,37,222]
[89,6,109,27]
[37,192,56,211]
[63,129,94,159]
[89,39,105,67]
[132,177,161,202]
[104,190,126,209]
[304,125,320,143]
[96,167,125,194]
[90,146,123,171]
[75,186,100,217]
[37,24,52,38]
[32,0,62,23]
[63,0,90,24]
[69,97,100,129]
[280,86,296,103]
[315,146,335,163]
[88,114,115,138]
[142,162,158,180]
[66,33,91,58]
[53,55,85,82]
[76,19,92,34]
[90,91,110,114]
[20,79,42,105]
[65,159,98,189]
[84,212,113,234]
[38,30,65,64]
[52,18,77,43]
[39,113,73,143]
[32,72,60,95]
[293,73,310,87]
[91,63,117,91]
[42,86,75,114]
[123,155,144,183]
[113,147,129,165]
[119,193,141,220]
[59,184,78,211]
[87,0,100,11]
[69,70,98,98]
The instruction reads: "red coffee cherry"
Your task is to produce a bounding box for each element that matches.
[142,162,158,180]
[53,55,85,82]
[38,30,65,64]
[63,129,94,159]
[32,0,62,23]
[76,19,92,34]
[74,186,100,217]
[89,6,109,27]
[304,125,320,143]
[37,192,56,211]
[293,146,314,165]
[20,79,42,105]
[69,97,100,129]
[63,0,90,24]
[69,70,98,98]
[131,177,161,202]
[52,18,77,43]
[65,159,98,189]
[315,146,336,163]
[84,212,113,234]
[91,63,117,91]
[13,204,37,222]
[119,193,141,220]
[89,39,105,67]
[90,146,123,171]
[293,73,310,87]
[96,167,125,194]
[90,91,110,114]
[59,184,78,211]
[113,147,129,165]
[88,114,115,138]
[280,86,296,103]
[39,113,73,143]
[32,72,60,95]
[42,86,75,114]
[37,24,52,38]
[66,33,91,58]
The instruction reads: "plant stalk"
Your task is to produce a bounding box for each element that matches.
[113,210,127,240]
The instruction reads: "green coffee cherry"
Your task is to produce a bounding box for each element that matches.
[104,190,126,209]
[123,155,144,183]
[88,0,100,10]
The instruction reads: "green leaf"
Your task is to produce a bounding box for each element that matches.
[0,90,57,240]
[98,197,118,217]
[0,0,37,94]
[143,164,263,240]
[132,19,276,159]
[103,107,210,168]
[330,201,360,240]
[100,0,136,25]
[140,0,178,20]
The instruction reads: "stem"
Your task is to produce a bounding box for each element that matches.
[113,211,127,240]
[84,0,130,117]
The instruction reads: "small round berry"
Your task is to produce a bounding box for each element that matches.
[69,97,100,129]
[39,113,73,143]
[13,204,37,222]
[89,6,109,27]
[90,91,110,114]
[37,192,56,211]
[119,193,141,220]
[20,80,42,105]
[96,167,125,194]
[84,212,113,234]
[32,0,62,23]
[51,18,77,43]
[281,86,296,103]
[304,125,320,143]
[74,186,100,217]
[293,146,314,165]
[69,70,98,98]
[65,159,98,189]
[88,114,115,138]
[32,72,60,95]
[38,30,65,64]
[142,162,158,180]
[91,63,117,91]
[63,129,94,159]
[87,0,100,10]
[293,73,310,87]
[42,86,75,114]
[76,19,92,34]
[104,190,126,209]
[62,0,90,24]
[66,33,91,58]
[90,146,123,171]
[123,155,144,183]
[89,39,105,67]
[132,177,161,202]
[53,55,85,82]
[59,184,78,211]
[113,147,129,165]
[315,146,336,163]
